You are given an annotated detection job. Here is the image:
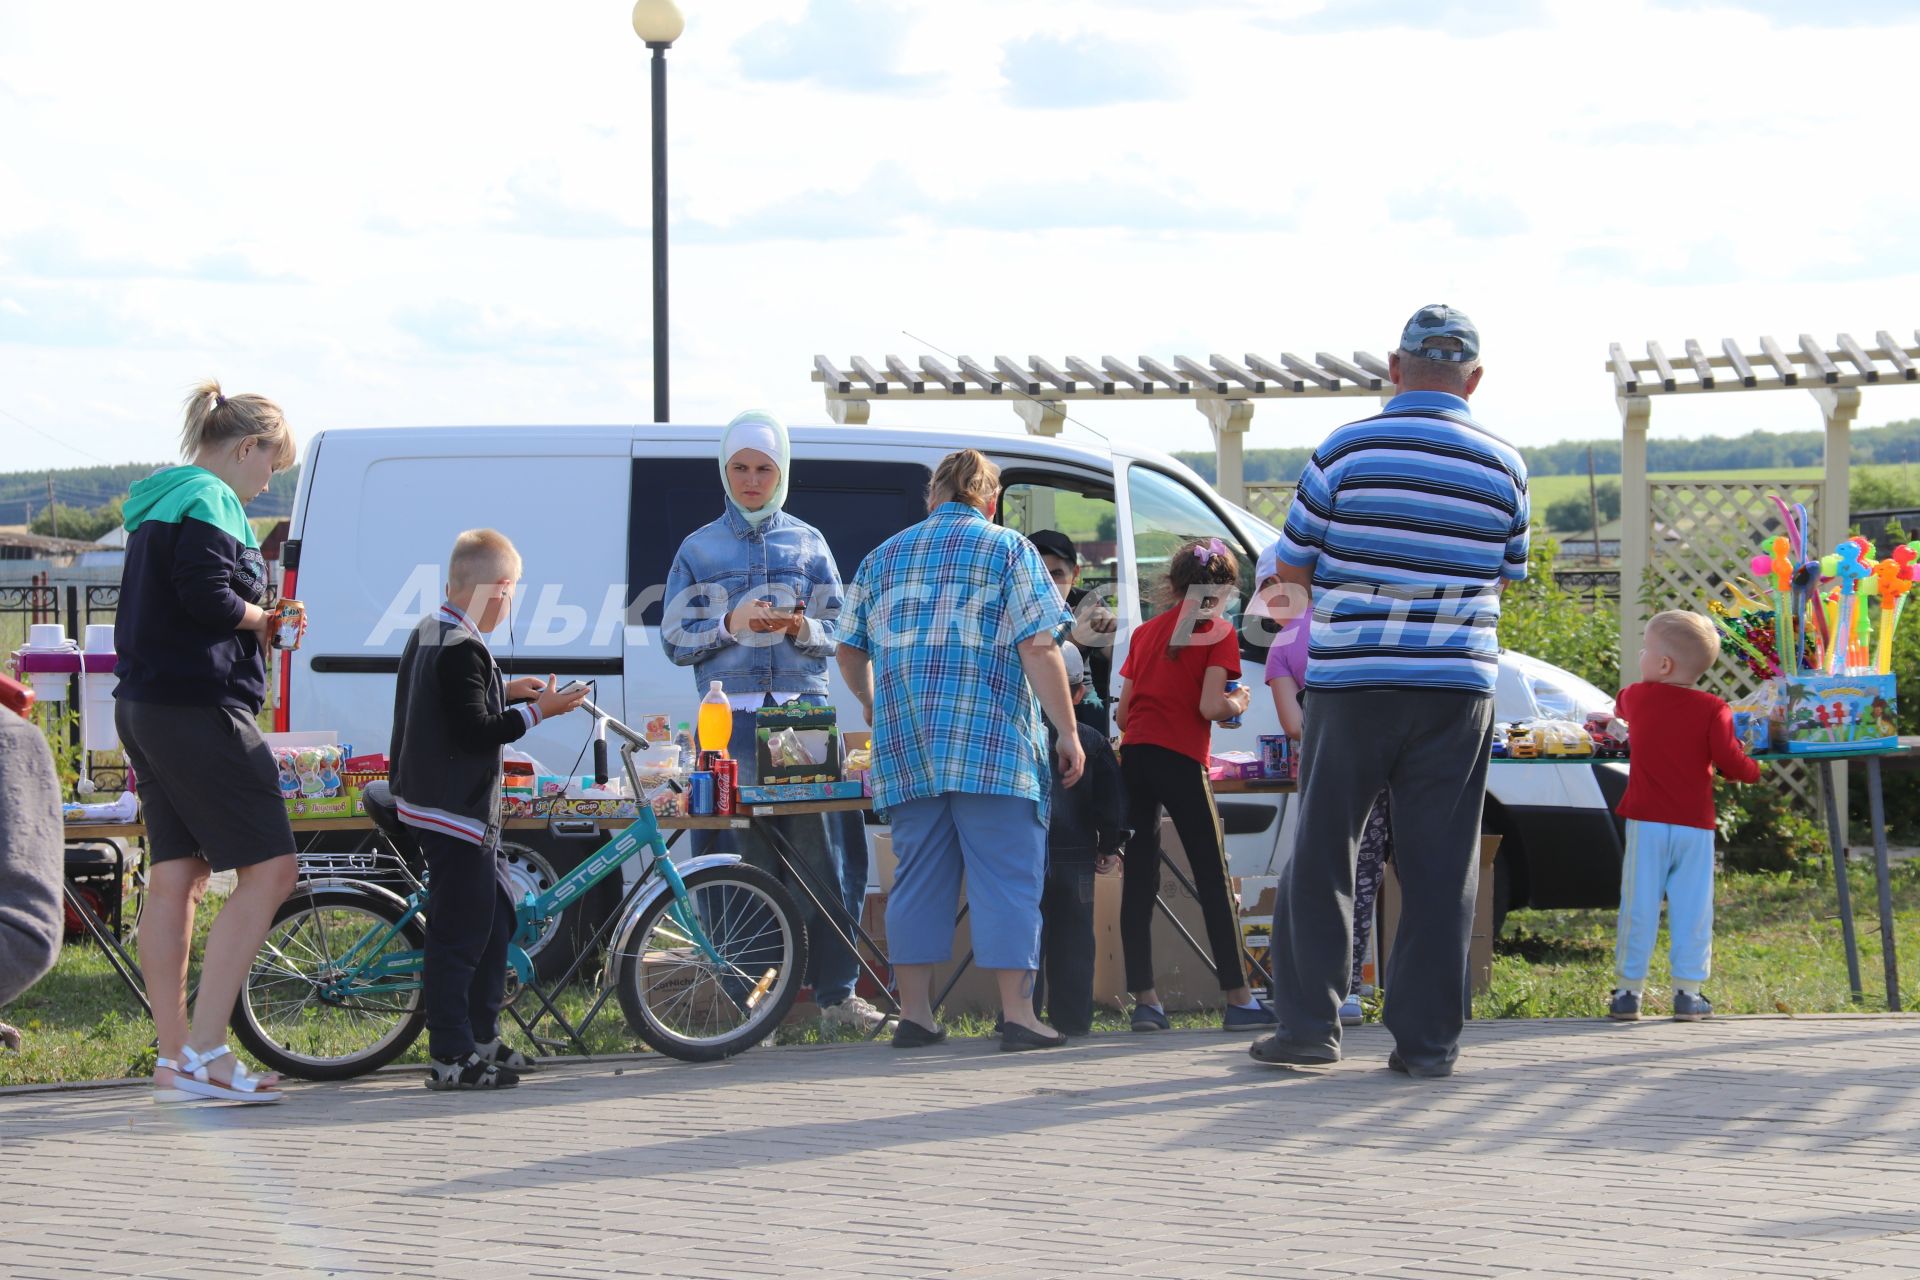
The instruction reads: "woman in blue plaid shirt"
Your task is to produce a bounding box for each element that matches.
[837,450,1087,1053]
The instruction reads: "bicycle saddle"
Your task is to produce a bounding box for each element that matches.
[358,781,423,861]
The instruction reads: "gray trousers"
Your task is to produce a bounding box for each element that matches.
[1270,688,1494,1072]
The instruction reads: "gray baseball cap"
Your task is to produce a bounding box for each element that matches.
[1061,641,1089,687]
[1399,304,1479,362]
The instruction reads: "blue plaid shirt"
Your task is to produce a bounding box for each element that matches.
[841,502,1071,818]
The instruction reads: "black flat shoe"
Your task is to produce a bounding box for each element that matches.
[891,1019,948,1048]
[1248,1035,1338,1068]
[999,1022,1068,1052]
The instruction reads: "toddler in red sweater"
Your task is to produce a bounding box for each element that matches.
[1609,610,1761,1022]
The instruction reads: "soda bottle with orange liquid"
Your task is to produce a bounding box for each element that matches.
[697,680,734,754]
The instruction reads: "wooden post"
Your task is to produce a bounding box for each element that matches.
[1813,385,1860,811]
[1587,444,1602,563]
[1812,385,1859,551]
[1014,399,1067,437]
[826,398,870,426]
[1197,398,1254,504]
[1618,393,1653,677]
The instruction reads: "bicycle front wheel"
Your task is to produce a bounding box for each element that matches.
[233,884,428,1080]
[613,863,808,1062]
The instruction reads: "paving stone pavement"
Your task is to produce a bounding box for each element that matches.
[3,1016,1919,1280]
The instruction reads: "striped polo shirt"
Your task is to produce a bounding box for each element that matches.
[1275,390,1529,694]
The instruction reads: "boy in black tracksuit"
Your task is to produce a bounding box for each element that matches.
[1035,653,1128,1036]
[389,529,586,1089]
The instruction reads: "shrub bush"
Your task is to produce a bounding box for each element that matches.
[1497,539,1619,693]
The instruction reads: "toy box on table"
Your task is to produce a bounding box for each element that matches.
[265,731,353,821]
[1739,676,1899,755]
[739,703,847,805]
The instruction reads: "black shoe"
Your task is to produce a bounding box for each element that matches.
[1386,1050,1454,1079]
[999,1022,1068,1052]
[1248,1035,1339,1068]
[426,1052,520,1090]
[891,1019,948,1048]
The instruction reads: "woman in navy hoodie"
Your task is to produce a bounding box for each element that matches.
[115,380,300,1104]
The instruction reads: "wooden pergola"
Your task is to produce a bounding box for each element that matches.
[811,349,1397,503]
[1609,329,1920,676]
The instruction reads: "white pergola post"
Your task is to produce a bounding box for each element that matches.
[1198,398,1254,505]
[1617,393,1653,671]
[1813,386,1860,552]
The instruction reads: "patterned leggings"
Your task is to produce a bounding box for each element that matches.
[1350,790,1393,996]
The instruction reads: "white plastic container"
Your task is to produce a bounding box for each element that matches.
[81,624,119,752]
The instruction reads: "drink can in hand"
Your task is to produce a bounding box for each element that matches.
[1220,679,1244,728]
[271,598,305,650]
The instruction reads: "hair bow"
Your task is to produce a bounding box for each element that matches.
[1193,537,1228,565]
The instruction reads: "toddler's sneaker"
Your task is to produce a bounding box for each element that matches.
[1672,991,1714,1022]
[1339,994,1364,1027]
[1130,1004,1170,1032]
[1607,989,1641,1022]
[1223,1001,1278,1031]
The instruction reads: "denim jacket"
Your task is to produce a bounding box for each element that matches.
[662,504,843,696]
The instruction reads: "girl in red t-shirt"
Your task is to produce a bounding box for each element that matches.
[1114,539,1275,1031]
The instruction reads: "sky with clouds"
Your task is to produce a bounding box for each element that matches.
[2,0,1918,474]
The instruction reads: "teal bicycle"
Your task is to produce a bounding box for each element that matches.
[233,698,809,1079]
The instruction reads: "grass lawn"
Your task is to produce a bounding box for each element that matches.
[6,864,1914,1087]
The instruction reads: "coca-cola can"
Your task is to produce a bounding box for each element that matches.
[714,758,737,815]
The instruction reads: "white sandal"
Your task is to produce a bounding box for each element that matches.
[175,1044,284,1104]
[152,1056,199,1104]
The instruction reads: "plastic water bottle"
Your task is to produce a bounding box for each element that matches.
[674,722,696,773]
[1221,679,1244,729]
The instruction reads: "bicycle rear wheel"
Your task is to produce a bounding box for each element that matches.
[233,884,428,1080]
[613,863,808,1062]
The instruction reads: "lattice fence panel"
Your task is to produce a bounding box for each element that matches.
[1244,483,1296,529]
[1646,479,1824,807]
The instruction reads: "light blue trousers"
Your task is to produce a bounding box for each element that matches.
[885,793,1046,972]
[1614,819,1716,985]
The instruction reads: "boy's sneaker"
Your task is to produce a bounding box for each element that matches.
[1223,1002,1278,1031]
[1131,1004,1171,1032]
[821,995,893,1033]
[1338,994,1364,1027]
[1672,991,1714,1022]
[1607,989,1642,1022]
[426,1052,520,1091]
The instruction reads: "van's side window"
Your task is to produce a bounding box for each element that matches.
[628,459,930,626]
[1126,465,1260,658]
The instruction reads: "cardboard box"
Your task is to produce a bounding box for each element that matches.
[755,703,841,785]
[286,795,352,821]
[1208,751,1262,781]
[1377,835,1501,1004]
[1762,674,1898,755]
[739,780,864,805]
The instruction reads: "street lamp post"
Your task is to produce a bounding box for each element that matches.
[632,0,684,424]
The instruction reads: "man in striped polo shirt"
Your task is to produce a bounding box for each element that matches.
[1253,305,1529,1079]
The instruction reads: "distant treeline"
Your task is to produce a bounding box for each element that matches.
[0,463,298,527]
[1176,418,1920,486]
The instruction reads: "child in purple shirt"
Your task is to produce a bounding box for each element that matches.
[1256,543,1391,1028]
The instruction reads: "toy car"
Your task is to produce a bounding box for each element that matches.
[1583,711,1629,758]
[1504,722,1541,760]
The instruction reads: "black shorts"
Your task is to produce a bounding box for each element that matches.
[115,699,296,872]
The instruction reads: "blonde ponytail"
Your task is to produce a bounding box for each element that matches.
[180,379,297,471]
[927,448,1001,512]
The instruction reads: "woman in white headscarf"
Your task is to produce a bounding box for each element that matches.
[662,412,887,1033]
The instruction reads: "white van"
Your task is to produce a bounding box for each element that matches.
[280,423,1627,966]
